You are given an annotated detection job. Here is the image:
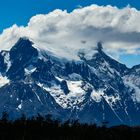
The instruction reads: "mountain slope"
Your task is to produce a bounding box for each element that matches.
[0,38,139,126]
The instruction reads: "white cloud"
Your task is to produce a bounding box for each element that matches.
[0,4,140,60]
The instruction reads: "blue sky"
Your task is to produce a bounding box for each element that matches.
[1,0,140,33]
[0,0,140,67]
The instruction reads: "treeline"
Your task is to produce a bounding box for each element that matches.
[0,112,140,140]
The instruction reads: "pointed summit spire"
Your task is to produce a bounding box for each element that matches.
[97,41,103,52]
[15,37,33,47]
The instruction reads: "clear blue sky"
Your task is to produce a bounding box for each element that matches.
[0,0,140,67]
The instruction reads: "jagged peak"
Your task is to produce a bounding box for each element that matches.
[9,37,37,54]
[14,37,33,46]
[78,42,104,60]
[9,37,38,60]
[96,41,103,52]
[131,64,140,69]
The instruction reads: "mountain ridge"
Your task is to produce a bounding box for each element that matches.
[0,37,140,126]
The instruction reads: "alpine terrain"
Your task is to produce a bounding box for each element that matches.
[0,38,140,126]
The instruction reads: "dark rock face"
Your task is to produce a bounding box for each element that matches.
[60,80,70,95]
[7,38,38,79]
[0,38,140,126]
[0,82,65,119]
[0,52,7,73]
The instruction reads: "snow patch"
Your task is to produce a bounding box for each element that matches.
[25,65,36,75]
[91,89,121,106]
[67,81,85,96]
[103,94,121,107]
[18,104,22,109]
[37,80,88,109]
[0,75,9,88]
[1,51,11,71]
[91,90,103,102]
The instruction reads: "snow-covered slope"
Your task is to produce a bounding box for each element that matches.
[0,38,140,126]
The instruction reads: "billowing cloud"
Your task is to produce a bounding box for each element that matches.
[0,4,140,60]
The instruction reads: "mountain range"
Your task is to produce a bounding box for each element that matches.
[0,38,140,126]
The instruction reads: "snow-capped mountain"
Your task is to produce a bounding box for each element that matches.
[0,38,140,126]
